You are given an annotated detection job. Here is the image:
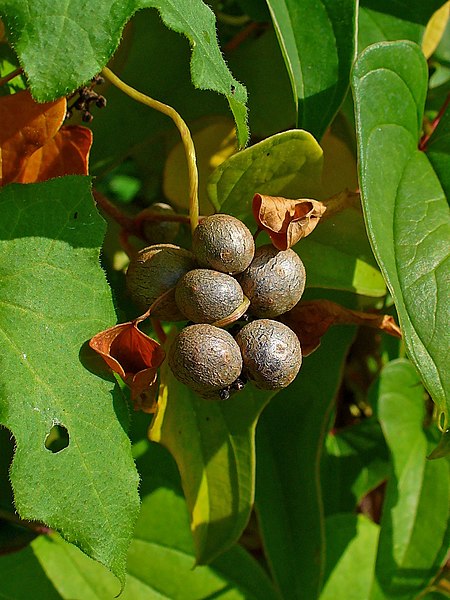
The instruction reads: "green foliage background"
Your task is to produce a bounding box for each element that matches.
[0,0,449,598]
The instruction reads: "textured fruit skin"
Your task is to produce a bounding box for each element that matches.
[235,319,302,390]
[175,268,244,324]
[169,324,243,399]
[237,245,306,318]
[142,202,180,244]
[126,244,196,320]
[192,214,255,274]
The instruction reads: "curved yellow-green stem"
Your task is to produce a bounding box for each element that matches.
[101,66,199,234]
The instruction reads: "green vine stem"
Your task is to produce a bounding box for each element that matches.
[101,66,199,234]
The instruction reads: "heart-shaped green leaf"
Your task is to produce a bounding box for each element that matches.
[353,41,450,433]
[0,177,140,584]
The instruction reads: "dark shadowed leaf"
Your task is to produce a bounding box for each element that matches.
[358,0,448,52]
[256,324,355,600]
[266,0,357,139]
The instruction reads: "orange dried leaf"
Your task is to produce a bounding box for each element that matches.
[89,322,166,404]
[281,299,402,356]
[253,193,326,250]
[0,90,66,185]
[16,125,93,183]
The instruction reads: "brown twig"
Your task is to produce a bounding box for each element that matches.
[93,189,135,231]
[322,190,360,219]
[151,318,167,344]
[0,508,51,535]
[224,22,268,53]
[419,92,450,151]
[0,66,24,87]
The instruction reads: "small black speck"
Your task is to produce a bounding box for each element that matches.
[206,417,210,422]
[231,85,236,95]
[73,212,78,219]
[266,152,270,157]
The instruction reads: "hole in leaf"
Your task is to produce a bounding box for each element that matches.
[45,424,69,453]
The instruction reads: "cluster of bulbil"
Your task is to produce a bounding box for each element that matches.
[126,214,306,400]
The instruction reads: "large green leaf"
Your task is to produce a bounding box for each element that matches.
[352,41,450,432]
[426,107,450,203]
[266,0,357,139]
[208,130,385,297]
[320,514,380,600]
[8,450,278,598]
[256,324,355,600]
[0,0,248,147]
[322,419,389,516]
[149,356,273,565]
[0,178,140,584]
[369,360,450,599]
[358,0,447,52]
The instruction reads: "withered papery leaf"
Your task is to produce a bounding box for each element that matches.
[252,193,326,250]
[0,90,66,185]
[281,299,402,356]
[16,125,93,183]
[89,322,166,407]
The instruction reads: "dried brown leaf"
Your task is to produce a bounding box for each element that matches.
[0,90,66,185]
[281,299,402,356]
[252,193,326,250]
[16,125,93,183]
[89,322,166,407]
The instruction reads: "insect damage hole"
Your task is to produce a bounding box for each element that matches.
[45,423,69,453]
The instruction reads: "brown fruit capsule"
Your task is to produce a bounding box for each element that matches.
[175,268,244,324]
[235,319,302,390]
[192,214,255,274]
[141,202,180,244]
[126,244,196,320]
[169,324,243,399]
[237,245,306,318]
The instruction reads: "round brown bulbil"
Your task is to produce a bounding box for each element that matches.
[169,324,243,399]
[141,202,180,244]
[237,244,306,318]
[126,244,197,321]
[235,319,302,390]
[192,214,255,274]
[175,268,244,324]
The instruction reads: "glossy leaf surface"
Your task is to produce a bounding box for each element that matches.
[208,130,385,297]
[370,360,450,599]
[266,0,357,139]
[0,177,140,584]
[353,41,450,431]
